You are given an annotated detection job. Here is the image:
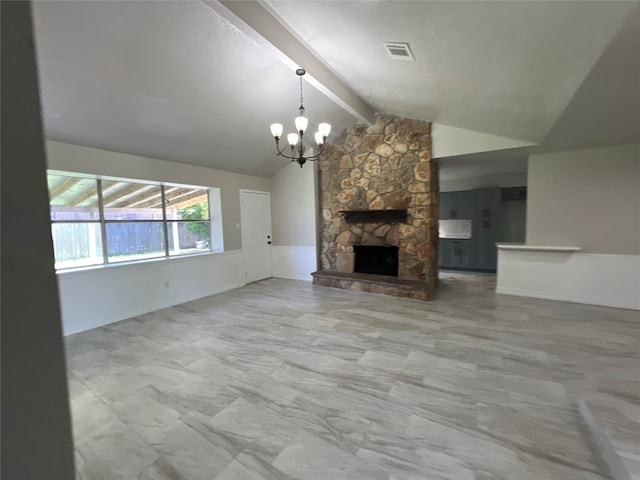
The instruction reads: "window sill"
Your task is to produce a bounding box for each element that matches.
[56,248,227,277]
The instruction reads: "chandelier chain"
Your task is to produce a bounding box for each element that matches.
[299,75,304,114]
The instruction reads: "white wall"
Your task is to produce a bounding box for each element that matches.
[497,143,640,309]
[497,250,640,310]
[45,140,272,334]
[270,162,317,246]
[58,251,246,335]
[440,171,527,192]
[270,246,317,282]
[269,162,318,280]
[432,123,535,158]
[527,143,640,254]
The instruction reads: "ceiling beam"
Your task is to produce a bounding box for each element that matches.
[49,177,82,201]
[204,0,376,125]
[109,186,160,209]
[140,189,206,210]
[70,187,98,207]
[127,191,163,209]
[100,182,136,206]
[167,191,209,210]
[142,187,181,209]
[102,184,156,208]
[165,189,204,207]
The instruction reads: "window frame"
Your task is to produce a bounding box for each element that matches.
[48,173,214,271]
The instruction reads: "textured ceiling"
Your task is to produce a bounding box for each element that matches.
[33,1,639,179]
[267,0,635,142]
[33,0,358,177]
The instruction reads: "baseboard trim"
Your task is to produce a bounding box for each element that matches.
[496,286,640,311]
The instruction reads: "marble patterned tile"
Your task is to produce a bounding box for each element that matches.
[276,393,372,455]
[388,379,478,429]
[270,363,339,397]
[358,445,475,480]
[77,367,150,405]
[160,376,238,417]
[209,397,301,462]
[74,440,113,480]
[214,453,292,480]
[137,456,183,480]
[69,385,121,442]
[81,419,158,478]
[226,372,300,411]
[272,430,387,480]
[225,351,285,376]
[110,386,181,441]
[147,419,233,480]
[406,412,521,475]
[64,273,637,479]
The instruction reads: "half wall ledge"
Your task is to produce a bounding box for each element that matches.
[312,270,431,301]
[496,243,582,252]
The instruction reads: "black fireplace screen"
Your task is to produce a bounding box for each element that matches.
[353,245,399,277]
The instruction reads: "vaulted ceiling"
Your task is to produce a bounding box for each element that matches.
[33,1,640,178]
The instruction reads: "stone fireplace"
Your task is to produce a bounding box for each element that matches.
[312,114,439,300]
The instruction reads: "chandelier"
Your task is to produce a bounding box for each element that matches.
[270,68,331,167]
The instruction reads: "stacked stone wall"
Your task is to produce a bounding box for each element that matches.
[316,114,439,297]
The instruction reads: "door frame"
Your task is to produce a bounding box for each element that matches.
[239,189,272,281]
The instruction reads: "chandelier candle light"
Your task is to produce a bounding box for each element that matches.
[270,68,331,167]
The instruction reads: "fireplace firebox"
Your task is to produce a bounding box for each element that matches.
[353,245,399,277]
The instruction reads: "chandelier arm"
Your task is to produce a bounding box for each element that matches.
[273,137,326,161]
[274,139,299,161]
[303,143,327,161]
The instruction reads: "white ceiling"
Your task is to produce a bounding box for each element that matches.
[33,1,358,177]
[33,1,639,178]
[266,0,636,142]
[540,6,640,151]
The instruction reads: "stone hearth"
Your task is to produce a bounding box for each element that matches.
[314,114,439,300]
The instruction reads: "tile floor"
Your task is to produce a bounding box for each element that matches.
[66,272,640,479]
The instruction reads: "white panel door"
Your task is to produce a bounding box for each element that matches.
[240,190,272,283]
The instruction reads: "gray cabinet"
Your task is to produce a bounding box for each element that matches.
[438,187,501,271]
[470,188,500,270]
[440,192,456,220]
[439,192,452,220]
[445,240,472,268]
[454,190,474,219]
[473,188,500,220]
[440,190,473,219]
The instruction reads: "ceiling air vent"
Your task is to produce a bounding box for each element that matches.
[383,42,415,61]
